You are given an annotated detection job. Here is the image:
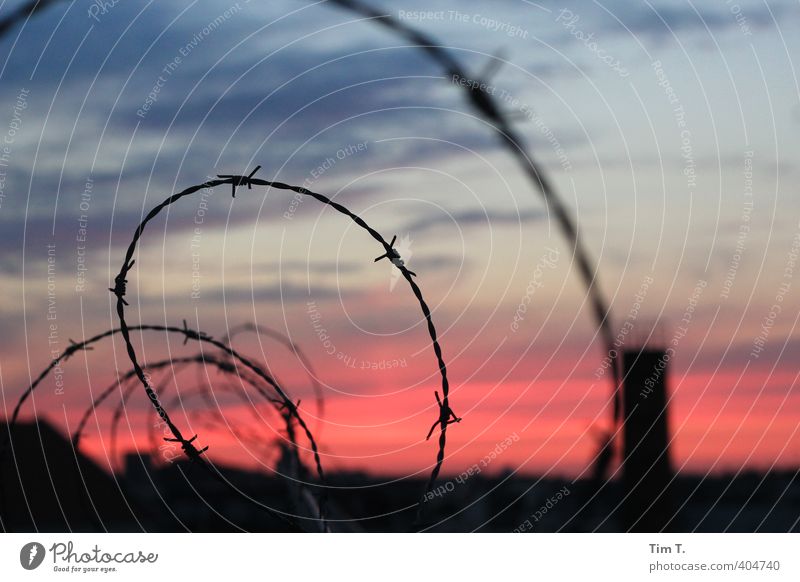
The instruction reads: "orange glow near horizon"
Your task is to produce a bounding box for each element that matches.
[10,363,800,479]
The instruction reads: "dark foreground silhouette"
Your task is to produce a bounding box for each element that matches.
[1,420,797,532]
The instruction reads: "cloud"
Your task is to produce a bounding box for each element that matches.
[253,259,364,275]
[406,254,465,270]
[401,207,545,234]
[169,280,362,304]
[617,1,786,37]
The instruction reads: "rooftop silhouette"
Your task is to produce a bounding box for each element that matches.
[2,419,797,532]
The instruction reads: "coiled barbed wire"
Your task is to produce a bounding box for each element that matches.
[111,171,457,527]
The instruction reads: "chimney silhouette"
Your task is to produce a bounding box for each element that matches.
[620,346,674,531]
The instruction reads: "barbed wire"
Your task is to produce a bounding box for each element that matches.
[220,322,326,436]
[5,323,327,531]
[0,0,64,39]
[157,381,324,529]
[104,350,295,472]
[89,353,323,524]
[72,354,280,449]
[110,171,456,527]
[321,0,621,485]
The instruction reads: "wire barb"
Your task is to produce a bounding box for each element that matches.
[278,398,301,413]
[374,235,417,276]
[68,338,93,351]
[426,390,461,440]
[217,165,261,198]
[63,338,94,361]
[181,319,211,345]
[108,260,135,305]
[164,434,209,458]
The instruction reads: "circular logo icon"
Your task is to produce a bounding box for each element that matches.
[20,542,46,570]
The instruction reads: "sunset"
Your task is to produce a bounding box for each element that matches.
[0,0,798,577]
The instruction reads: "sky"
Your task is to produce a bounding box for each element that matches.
[0,0,799,482]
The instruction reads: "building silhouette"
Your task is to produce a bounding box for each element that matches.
[0,420,137,531]
[620,347,675,532]
[1,418,797,532]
